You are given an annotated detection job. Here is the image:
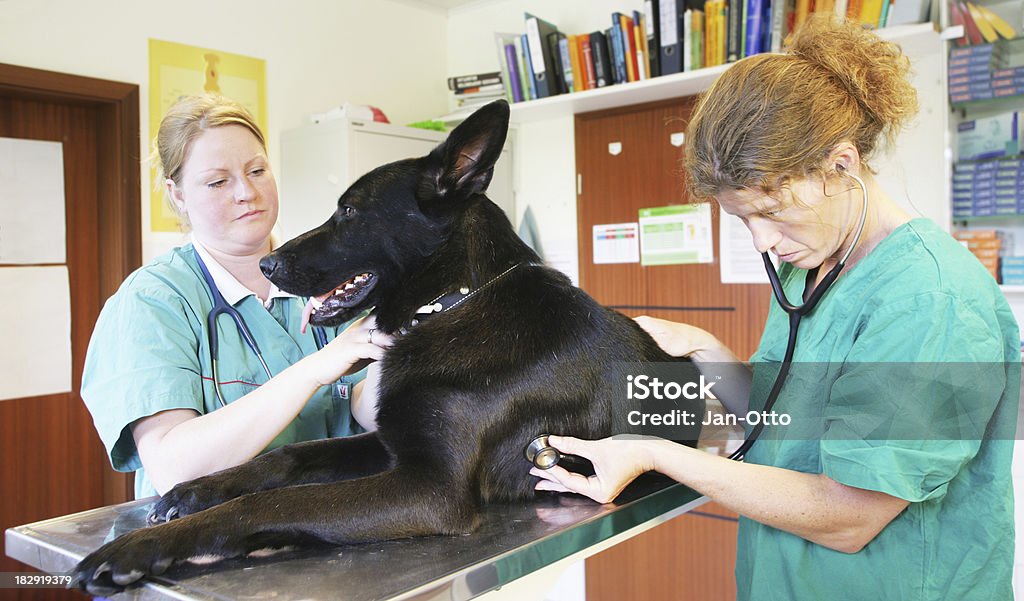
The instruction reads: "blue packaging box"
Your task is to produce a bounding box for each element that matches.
[949,53,1006,68]
[951,43,999,58]
[951,72,998,85]
[958,112,1020,160]
[955,160,999,172]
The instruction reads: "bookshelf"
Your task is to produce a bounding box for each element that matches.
[946,29,1024,298]
[508,22,939,124]
[509,63,728,123]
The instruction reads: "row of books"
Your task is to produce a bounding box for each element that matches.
[494,12,657,104]
[447,71,503,96]
[794,0,926,30]
[947,43,1024,104]
[494,1,929,104]
[446,70,506,117]
[948,0,1017,47]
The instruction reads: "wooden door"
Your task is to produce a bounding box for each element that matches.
[576,98,771,601]
[0,64,140,601]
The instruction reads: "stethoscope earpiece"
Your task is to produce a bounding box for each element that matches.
[525,434,561,470]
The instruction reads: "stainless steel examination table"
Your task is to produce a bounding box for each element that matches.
[6,477,706,600]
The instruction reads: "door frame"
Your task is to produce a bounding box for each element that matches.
[0,62,141,503]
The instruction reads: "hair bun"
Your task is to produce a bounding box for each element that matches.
[787,15,918,149]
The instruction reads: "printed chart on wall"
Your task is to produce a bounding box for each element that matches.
[148,39,267,232]
[637,204,713,266]
[593,222,640,264]
[0,137,72,400]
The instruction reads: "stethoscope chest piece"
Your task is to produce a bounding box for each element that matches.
[525,434,561,470]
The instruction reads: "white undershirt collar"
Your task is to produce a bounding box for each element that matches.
[192,237,297,309]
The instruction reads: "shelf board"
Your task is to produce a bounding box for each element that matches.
[954,214,1024,223]
[1000,285,1024,294]
[508,64,729,123]
[950,93,1024,115]
[507,22,939,123]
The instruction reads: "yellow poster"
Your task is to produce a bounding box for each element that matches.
[148,39,267,232]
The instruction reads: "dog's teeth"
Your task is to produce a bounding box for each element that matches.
[355,274,368,283]
[310,297,323,309]
[334,289,344,296]
[344,283,356,291]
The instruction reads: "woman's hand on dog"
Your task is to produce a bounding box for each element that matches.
[303,315,393,387]
[530,435,656,504]
[635,316,740,364]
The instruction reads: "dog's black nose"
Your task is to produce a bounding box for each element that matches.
[259,254,281,279]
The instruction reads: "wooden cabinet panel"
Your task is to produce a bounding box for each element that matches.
[587,502,739,601]
[576,99,769,600]
[575,98,770,359]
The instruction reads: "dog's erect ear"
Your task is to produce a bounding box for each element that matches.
[427,100,509,203]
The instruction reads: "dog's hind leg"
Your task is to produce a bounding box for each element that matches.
[149,432,391,523]
[72,468,475,596]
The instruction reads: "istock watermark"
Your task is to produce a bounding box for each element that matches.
[610,361,1022,442]
[626,374,717,401]
[625,408,791,427]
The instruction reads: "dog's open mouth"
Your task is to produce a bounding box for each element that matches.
[301,272,377,328]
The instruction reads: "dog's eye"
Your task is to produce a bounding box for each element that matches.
[340,205,356,220]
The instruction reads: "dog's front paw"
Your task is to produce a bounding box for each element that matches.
[69,527,177,596]
[148,475,238,524]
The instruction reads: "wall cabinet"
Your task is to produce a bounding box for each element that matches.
[948,34,1024,315]
[279,119,514,241]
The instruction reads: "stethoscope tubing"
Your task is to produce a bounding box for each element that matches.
[194,250,325,408]
[728,170,869,461]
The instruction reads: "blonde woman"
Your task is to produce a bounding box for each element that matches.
[82,95,390,498]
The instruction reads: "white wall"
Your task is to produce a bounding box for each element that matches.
[447,0,648,78]
[0,0,450,261]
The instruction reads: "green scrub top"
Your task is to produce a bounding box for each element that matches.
[740,219,1019,601]
[81,244,364,499]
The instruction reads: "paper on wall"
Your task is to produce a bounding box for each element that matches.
[593,222,640,264]
[0,266,72,400]
[0,137,66,264]
[719,212,770,284]
[638,204,713,266]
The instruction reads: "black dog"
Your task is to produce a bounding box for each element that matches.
[71,100,699,595]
